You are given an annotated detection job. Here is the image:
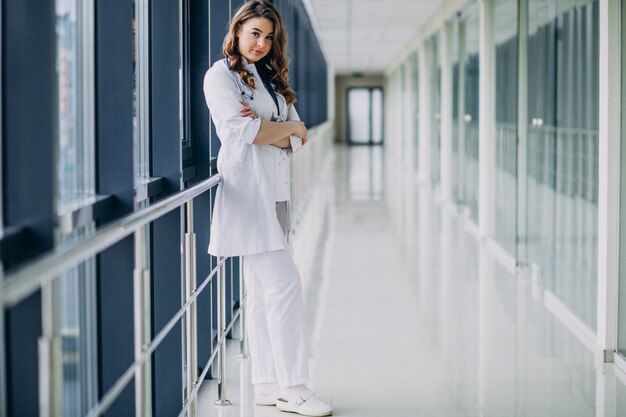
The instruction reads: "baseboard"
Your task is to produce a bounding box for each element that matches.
[484,236,517,275]
[544,289,596,353]
[449,201,598,356]
[463,215,481,241]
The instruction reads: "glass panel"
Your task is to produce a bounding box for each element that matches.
[134,0,150,183]
[133,3,139,179]
[180,0,190,149]
[412,52,420,170]
[526,0,599,330]
[450,19,460,203]
[371,88,383,144]
[58,227,98,417]
[348,87,384,145]
[461,4,480,224]
[494,0,518,256]
[56,0,80,202]
[399,64,407,151]
[348,88,371,143]
[429,35,441,184]
[54,0,98,414]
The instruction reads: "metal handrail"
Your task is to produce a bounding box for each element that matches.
[177,294,247,417]
[0,174,222,308]
[3,121,333,416]
[0,172,251,417]
[86,256,228,417]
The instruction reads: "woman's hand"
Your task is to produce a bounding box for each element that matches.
[289,121,307,141]
[271,137,292,150]
[240,102,257,119]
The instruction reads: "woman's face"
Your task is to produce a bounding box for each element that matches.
[237,17,274,63]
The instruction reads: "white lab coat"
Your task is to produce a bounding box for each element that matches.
[203,58,303,256]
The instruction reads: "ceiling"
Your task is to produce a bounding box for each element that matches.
[306,0,445,75]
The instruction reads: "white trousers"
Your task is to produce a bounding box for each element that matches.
[244,205,308,387]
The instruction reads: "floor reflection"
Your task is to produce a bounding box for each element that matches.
[345,145,384,202]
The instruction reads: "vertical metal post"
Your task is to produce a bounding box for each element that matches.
[83,251,99,412]
[133,228,152,417]
[0,3,5,414]
[184,201,198,416]
[229,258,234,337]
[0,269,6,417]
[39,281,62,417]
[133,0,152,407]
[597,0,622,362]
[237,256,249,358]
[214,257,231,406]
[0,316,4,417]
[239,348,250,417]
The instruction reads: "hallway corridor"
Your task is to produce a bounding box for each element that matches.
[198,145,626,417]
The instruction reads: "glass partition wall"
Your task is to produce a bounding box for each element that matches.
[393,0,600,344]
[456,5,480,222]
[525,0,599,331]
[386,0,602,367]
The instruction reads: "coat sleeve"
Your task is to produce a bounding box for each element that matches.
[286,104,304,153]
[203,67,261,145]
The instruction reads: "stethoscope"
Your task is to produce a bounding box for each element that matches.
[224,58,285,122]
[224,59,255,101]
[238,77,255,101]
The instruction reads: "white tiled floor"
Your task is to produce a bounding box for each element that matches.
[198,145,626,417]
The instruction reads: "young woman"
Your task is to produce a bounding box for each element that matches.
[203,1,332,416]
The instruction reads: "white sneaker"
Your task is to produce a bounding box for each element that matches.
[276,390,332,416]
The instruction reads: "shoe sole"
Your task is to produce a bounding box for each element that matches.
[255,401,276,406]
[276,404,332,416]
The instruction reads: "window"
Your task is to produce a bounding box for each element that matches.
[54,0,98,414]
[56,0,95,207]
[347,87,384,145]
[134,0,151,185]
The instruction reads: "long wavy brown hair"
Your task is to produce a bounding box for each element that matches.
[223,0,296,105]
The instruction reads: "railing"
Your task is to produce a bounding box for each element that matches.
[0,120,335,417]
[290,121,334,232]
[526,123,599,202]
[0,173,245,416]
